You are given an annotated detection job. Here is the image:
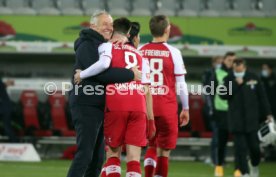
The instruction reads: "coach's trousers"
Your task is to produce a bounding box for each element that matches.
[233,131,261,175]
[0,110,18,142]
[67,105,105,177]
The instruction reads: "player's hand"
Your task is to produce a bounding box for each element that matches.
[235,77,244,85]
[4,80,14,87]
[74,69,82,85]
[266,115,274,123]
[110,36,128,45]
[147,119,156,140]
[131,66,141,81]
[179,109,189,127]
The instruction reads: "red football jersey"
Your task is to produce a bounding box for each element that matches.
[98,42,151,113]
[139,42,186,116]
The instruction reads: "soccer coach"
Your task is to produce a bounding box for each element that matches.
[220,58,273,177]
[66,11,140,177]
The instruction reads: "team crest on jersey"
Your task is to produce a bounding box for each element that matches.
[146,73,150,80]
[113,44,121,50]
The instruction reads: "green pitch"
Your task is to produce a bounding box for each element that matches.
[0,160,275,177]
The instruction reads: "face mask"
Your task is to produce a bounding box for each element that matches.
[215,64,222,69]
[234,71,245,78]
[261,70,269,77]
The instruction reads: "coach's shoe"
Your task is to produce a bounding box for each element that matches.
[214,166,224,177]
[248,160,259,177]
[250,166,259,177]
[234,169,242,177]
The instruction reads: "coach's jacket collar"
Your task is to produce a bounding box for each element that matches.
[74,28,106,51]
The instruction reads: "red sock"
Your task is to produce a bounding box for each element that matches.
[106,157,121,177]
[144,147,157,177]
[155,156,169,177]
[126,161,141,177]
[101,163,108,177]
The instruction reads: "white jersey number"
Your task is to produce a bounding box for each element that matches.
[150,58,163,86]
[125,51,138,69]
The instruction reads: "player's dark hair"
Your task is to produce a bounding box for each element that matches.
[224,51,236,59]
[149,15,169,37]
[128,22,140,44]
[233,58,246,66]
[212,56,222,63]
[113,17,132,35]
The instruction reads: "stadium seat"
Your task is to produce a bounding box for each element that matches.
[60,0,83,16]
[178,131,192,138]
[198,0,222,17]
[32,0,60,15]
[84,0,105,16]
[235,0,265,17]
[20,90,52,137]
[107,0,130,16]
[0,0,13,15]
[7,0,36,15]
[189,94,212,138]
[263,0,276,16]
[220,2,242,17]
[48,91,75,137]
[218,0,242,17]
[131,0,152,16]
[178,0,200,16]
[154,0,177,16]
[62,145,77,159]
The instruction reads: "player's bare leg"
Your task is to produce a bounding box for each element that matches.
[155,148,171,177]
[105,146,121,177]
[126,144,142,177]
[101,146,122,177]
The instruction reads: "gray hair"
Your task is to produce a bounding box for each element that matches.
[90,10,111,25]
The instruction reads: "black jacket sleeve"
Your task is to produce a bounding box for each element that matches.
[94,68,134,84]
[202,69,211,86]
[202,69,214,113]
[256,76,272,117]
[74,41,95,70]
[220,75,241,100]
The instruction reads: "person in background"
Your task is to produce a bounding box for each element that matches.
[260,64,276,118]
[221,58,274,177]
[260,63,276,161]
[0,75,18,142]
[209,52,241,177]
[202,56,223,165]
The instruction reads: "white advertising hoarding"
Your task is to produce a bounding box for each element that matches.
[0,143,41,162]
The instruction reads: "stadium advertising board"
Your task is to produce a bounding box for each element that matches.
[0,16,276,57]
[0,143,41,162]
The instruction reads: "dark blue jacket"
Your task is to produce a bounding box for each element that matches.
[69,28,134,107]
